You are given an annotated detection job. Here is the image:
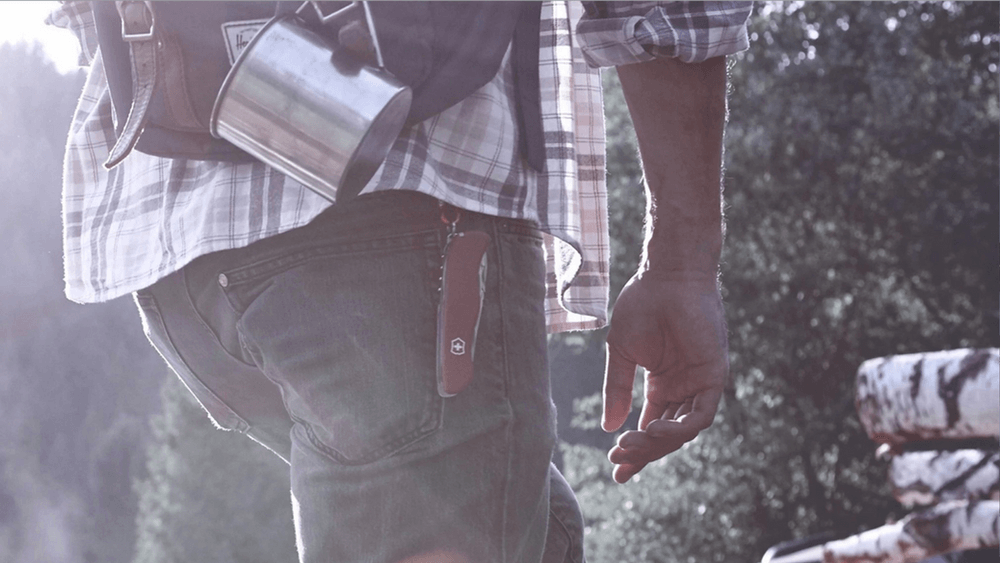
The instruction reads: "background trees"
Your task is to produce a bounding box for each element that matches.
[0,42,162,563]
[132,377,294,563]
[0,2,996,562]
[563,2,998,561]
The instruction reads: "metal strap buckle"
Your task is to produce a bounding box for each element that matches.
[117,1,156,42]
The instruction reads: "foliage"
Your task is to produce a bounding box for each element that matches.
[1,40,299,562]
[3,1,999,560]
[566,2,999,562]
[0,42,167,563]
[133,376,296,563]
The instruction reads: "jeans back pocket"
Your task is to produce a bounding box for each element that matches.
[222,231,444,465]
[134,290,250,433]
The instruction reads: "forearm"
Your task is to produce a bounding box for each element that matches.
[616,56,728,278]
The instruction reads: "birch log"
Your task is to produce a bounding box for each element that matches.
[890,450,1000,508]
[821,500,999,563]
[855,349,999,446]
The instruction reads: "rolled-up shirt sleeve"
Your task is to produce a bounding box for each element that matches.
[577,1,753,67]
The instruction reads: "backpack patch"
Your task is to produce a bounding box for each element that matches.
[221,19,270,64]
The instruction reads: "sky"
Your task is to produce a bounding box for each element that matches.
[0,1,81,73]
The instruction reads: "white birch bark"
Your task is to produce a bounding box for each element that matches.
[855,349,999,446]
[890,450,1000,508]
[820,500,999,563]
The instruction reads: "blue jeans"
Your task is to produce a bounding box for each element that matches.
[134,190,585,563]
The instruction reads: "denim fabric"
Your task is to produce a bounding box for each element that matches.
[134,190,585,563]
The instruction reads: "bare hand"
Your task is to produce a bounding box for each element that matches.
[602,272,728,483]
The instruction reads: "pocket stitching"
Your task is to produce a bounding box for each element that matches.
[181,267,258,369]
[223,230,442,288]
[226,243,445,466]
[300,396,443,466]
[134,291,250,433]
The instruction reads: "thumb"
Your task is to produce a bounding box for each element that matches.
[603,342,637,432]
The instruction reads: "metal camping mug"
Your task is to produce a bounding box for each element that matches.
[210,2,412,203]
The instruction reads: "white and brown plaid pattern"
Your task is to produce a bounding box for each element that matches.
[577,1,753,65]
[53,1,751,333]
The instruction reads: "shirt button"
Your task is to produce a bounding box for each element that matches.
[218,274,229,288]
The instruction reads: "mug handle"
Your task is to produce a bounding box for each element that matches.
[298,1,386,68]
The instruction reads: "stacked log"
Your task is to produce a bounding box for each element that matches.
[821,500,998,563]
[820,349,1000,563]
[890,450,999,508]
[855,349,998,447]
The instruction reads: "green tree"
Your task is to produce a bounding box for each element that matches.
[0,41,169,563]
[1,41,300,563]
[566,2,999,561]
[133,376,296,563]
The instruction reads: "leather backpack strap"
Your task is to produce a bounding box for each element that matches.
[104,0,158,169]
[511,2,543,172]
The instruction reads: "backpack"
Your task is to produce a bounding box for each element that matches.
[93,1,543,170]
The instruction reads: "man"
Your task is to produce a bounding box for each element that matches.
[53,2,751,561]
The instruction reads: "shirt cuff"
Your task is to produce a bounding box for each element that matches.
[577,2,753,67]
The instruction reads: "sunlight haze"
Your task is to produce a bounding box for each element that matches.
[0,1,81,73]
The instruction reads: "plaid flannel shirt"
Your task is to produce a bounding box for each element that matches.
[51,1,751,333]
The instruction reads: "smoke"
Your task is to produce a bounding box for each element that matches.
[1,456,89,563]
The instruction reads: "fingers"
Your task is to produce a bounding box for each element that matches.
[606,387,723,483]
[608,424,695,465]
[612,462,646,484]
[606,429,685,484]
[637,398,683,431]
[602,342,637,432]
[648,386,722,437]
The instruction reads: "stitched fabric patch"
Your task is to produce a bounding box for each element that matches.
[221,19,269,64]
